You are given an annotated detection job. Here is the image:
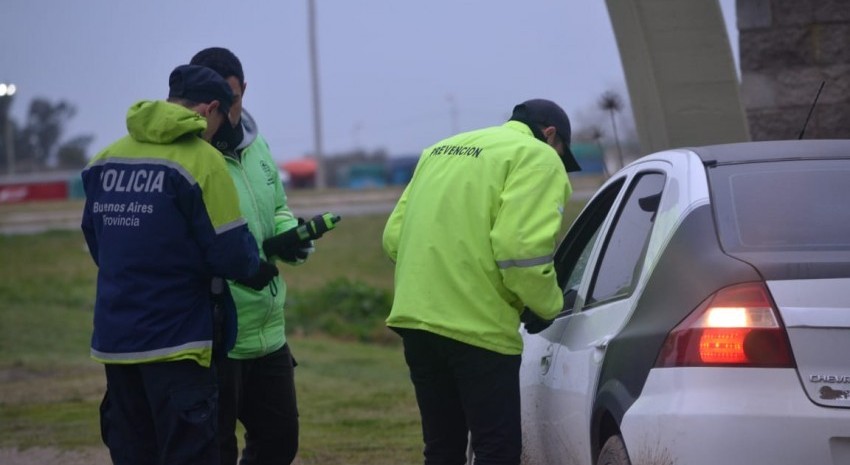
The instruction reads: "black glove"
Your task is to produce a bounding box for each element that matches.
[263,213,340,262]
[264,218,310,262]
[520,307,554,335]
[280,241,313,263]
[234,260,279,290]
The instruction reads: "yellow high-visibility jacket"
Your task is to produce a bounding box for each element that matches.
[384,121,572,355]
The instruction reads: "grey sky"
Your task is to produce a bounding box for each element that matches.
[1,1,738,162]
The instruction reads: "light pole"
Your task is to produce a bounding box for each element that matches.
[307,0,326,189]
[446,94,459,135]
[352,121,362,149]
[0,82,16,175]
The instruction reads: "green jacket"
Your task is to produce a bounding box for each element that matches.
[383,121,572,355]
[224,111,299,359]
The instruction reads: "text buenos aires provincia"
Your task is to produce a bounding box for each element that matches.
[95,167,162,228]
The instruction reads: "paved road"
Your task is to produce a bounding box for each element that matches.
[0,185,597,235]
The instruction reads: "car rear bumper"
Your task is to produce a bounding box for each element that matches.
[621,367,850,465]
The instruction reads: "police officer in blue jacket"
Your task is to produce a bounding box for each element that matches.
[81,64,278,465]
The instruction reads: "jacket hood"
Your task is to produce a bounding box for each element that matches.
[236,109,259,151]
[126,100,207,144]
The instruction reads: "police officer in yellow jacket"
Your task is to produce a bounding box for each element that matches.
[384,99,580,465]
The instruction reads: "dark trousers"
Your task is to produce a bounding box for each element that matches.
[100,360,219,465]
[396,328,522,465]
[218,344,299,465]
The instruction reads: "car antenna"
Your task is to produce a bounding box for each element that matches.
[798,80,825,140]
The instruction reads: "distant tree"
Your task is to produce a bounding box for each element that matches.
[598,90,625,170]
[21,98,77,168]
[57,134,95,170]
[0,97,93,173]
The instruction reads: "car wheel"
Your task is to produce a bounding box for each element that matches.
[598,434,631,465]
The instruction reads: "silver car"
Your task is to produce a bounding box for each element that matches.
[519,140,850,465]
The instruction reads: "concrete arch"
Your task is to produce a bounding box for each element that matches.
[606,0,750,154]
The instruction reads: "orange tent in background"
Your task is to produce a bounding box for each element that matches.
[281,158,317,177]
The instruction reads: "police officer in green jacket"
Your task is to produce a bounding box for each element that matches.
[190,47,308,465]
[384,99,581,465]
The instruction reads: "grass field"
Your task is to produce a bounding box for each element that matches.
[0,197,586,463]
[0,216,422,464]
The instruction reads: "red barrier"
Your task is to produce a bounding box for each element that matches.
[0,181,68,204]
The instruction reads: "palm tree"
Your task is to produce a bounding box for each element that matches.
[598,91,625,170]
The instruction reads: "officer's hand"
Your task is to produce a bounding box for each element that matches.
[281,240,314,264]
[520,307,554,335]
[263,218,307,261]
[234,260,279,290]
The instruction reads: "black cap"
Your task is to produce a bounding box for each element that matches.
[168,64,233,117]
[511,99,581,172]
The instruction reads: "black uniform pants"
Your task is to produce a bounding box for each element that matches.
[395,328,522,465]
[100,360,219,465]
[217,344,299,465]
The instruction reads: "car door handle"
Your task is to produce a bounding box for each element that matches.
[540,345,555,375]
[540,354,552,375]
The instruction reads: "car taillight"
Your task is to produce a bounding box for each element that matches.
[655,282,795,368]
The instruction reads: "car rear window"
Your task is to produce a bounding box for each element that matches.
[709,159,850,252]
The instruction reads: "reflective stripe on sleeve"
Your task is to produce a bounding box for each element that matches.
[496,254,553,269]
[215,217,248,235]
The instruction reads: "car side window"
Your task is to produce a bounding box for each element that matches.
[587,172,665,306]
[554,178,625,315]
[564,228,600,291]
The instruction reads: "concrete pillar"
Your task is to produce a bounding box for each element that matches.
[606,0,750,155]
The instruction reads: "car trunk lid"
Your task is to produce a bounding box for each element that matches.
[767,278,850,409]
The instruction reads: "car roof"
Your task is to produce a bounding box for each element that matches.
[684,139,850,166]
